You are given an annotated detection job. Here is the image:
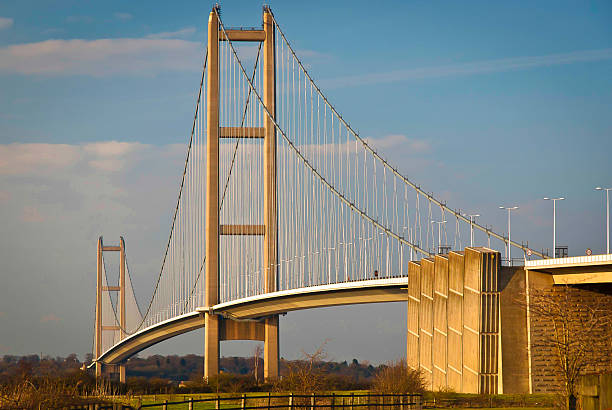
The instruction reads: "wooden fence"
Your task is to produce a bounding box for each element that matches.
[138,392,422,410]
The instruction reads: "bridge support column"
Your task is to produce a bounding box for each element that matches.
[119,364,126,384]
[95,237,102,379]
[263,6,279,380]
[264,315,279,379]
[204,8,220,380]
[119,237,126,383]
[205,313,220,378]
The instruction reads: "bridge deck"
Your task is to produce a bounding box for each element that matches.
[96,277,408,365]
[525,254,612,284]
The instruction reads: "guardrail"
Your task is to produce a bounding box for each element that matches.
[525,253,612,267]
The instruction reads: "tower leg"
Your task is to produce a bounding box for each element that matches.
[262,6,279,381]
[119,237,126,383]
[204,8,220,380]
[204,313,220,379]
[119,364,126,383]
[264,315,279,379]
[95,237,102,380]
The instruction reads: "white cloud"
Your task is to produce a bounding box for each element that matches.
[322,48,612,88]
[300,134,431,157]
[0,17,13,30]
[88,157,128,172]
[85,141,146,172]
[84,141,143,157]
[114,12,132,21]
[0,141,147,176]
[146,27,197,39]
[366,134,431,153]
[0,143,80,175]
[0,37,201,76]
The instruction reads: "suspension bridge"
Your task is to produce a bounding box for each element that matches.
[91,6,594,394]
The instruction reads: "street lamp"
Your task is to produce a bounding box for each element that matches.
[431,220,447,253]
[499,206,519,262]
[595,187,611,254]
[462,213,480,247]
[543,197,565,258]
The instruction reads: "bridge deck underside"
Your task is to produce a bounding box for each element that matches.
[97,278,408,365]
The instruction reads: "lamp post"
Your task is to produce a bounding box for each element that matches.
[499,206,519,262]
[431,220,447,253]
[595,187,611,254]
[463,213,480,247]
[543,197,564,258]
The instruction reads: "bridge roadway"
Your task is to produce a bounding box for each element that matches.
[97,277,409,365]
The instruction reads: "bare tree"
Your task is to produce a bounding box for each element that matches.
[525,285,611,410]
[277,340,329,394]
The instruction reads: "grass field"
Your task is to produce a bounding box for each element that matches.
[108,391,557,410]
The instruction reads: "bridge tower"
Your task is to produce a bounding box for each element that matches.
[204,6,279,380]
[95,236,127,382]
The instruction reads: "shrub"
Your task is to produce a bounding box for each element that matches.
[371,360,425,394]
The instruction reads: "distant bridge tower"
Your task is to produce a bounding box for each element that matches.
[95,236,127,382]
[205,6,279,380]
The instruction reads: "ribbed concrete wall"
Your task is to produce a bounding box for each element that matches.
[407,261,421,371]
[447,251,464,391]
[433,254,449,389]
[407,247,501,393]
[420,258,435,389]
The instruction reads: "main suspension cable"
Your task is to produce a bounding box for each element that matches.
[134,50,208,332]
[268,11,545,259]
[216,10,431,257]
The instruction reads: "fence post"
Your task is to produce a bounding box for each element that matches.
[289,392,293,410]
[268,391,271,410]
[311,393,315,410]
[216,395,220,410]
[241,393,246,410]
[367,392,371,410]
[189,397,194,410]
[163,399,168,410]
[331,393,335,410]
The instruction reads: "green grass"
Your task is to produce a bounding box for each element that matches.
[109,391,557,409]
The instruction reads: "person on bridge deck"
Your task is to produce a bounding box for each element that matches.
[374,270,378,278]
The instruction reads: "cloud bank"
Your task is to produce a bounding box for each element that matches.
[322,48,612,88]
[0,141,145,175]
[0,37,202,76]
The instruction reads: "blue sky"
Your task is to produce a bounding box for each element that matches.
[0,1,611,362]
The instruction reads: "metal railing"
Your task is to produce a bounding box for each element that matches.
[525,253,612,267]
